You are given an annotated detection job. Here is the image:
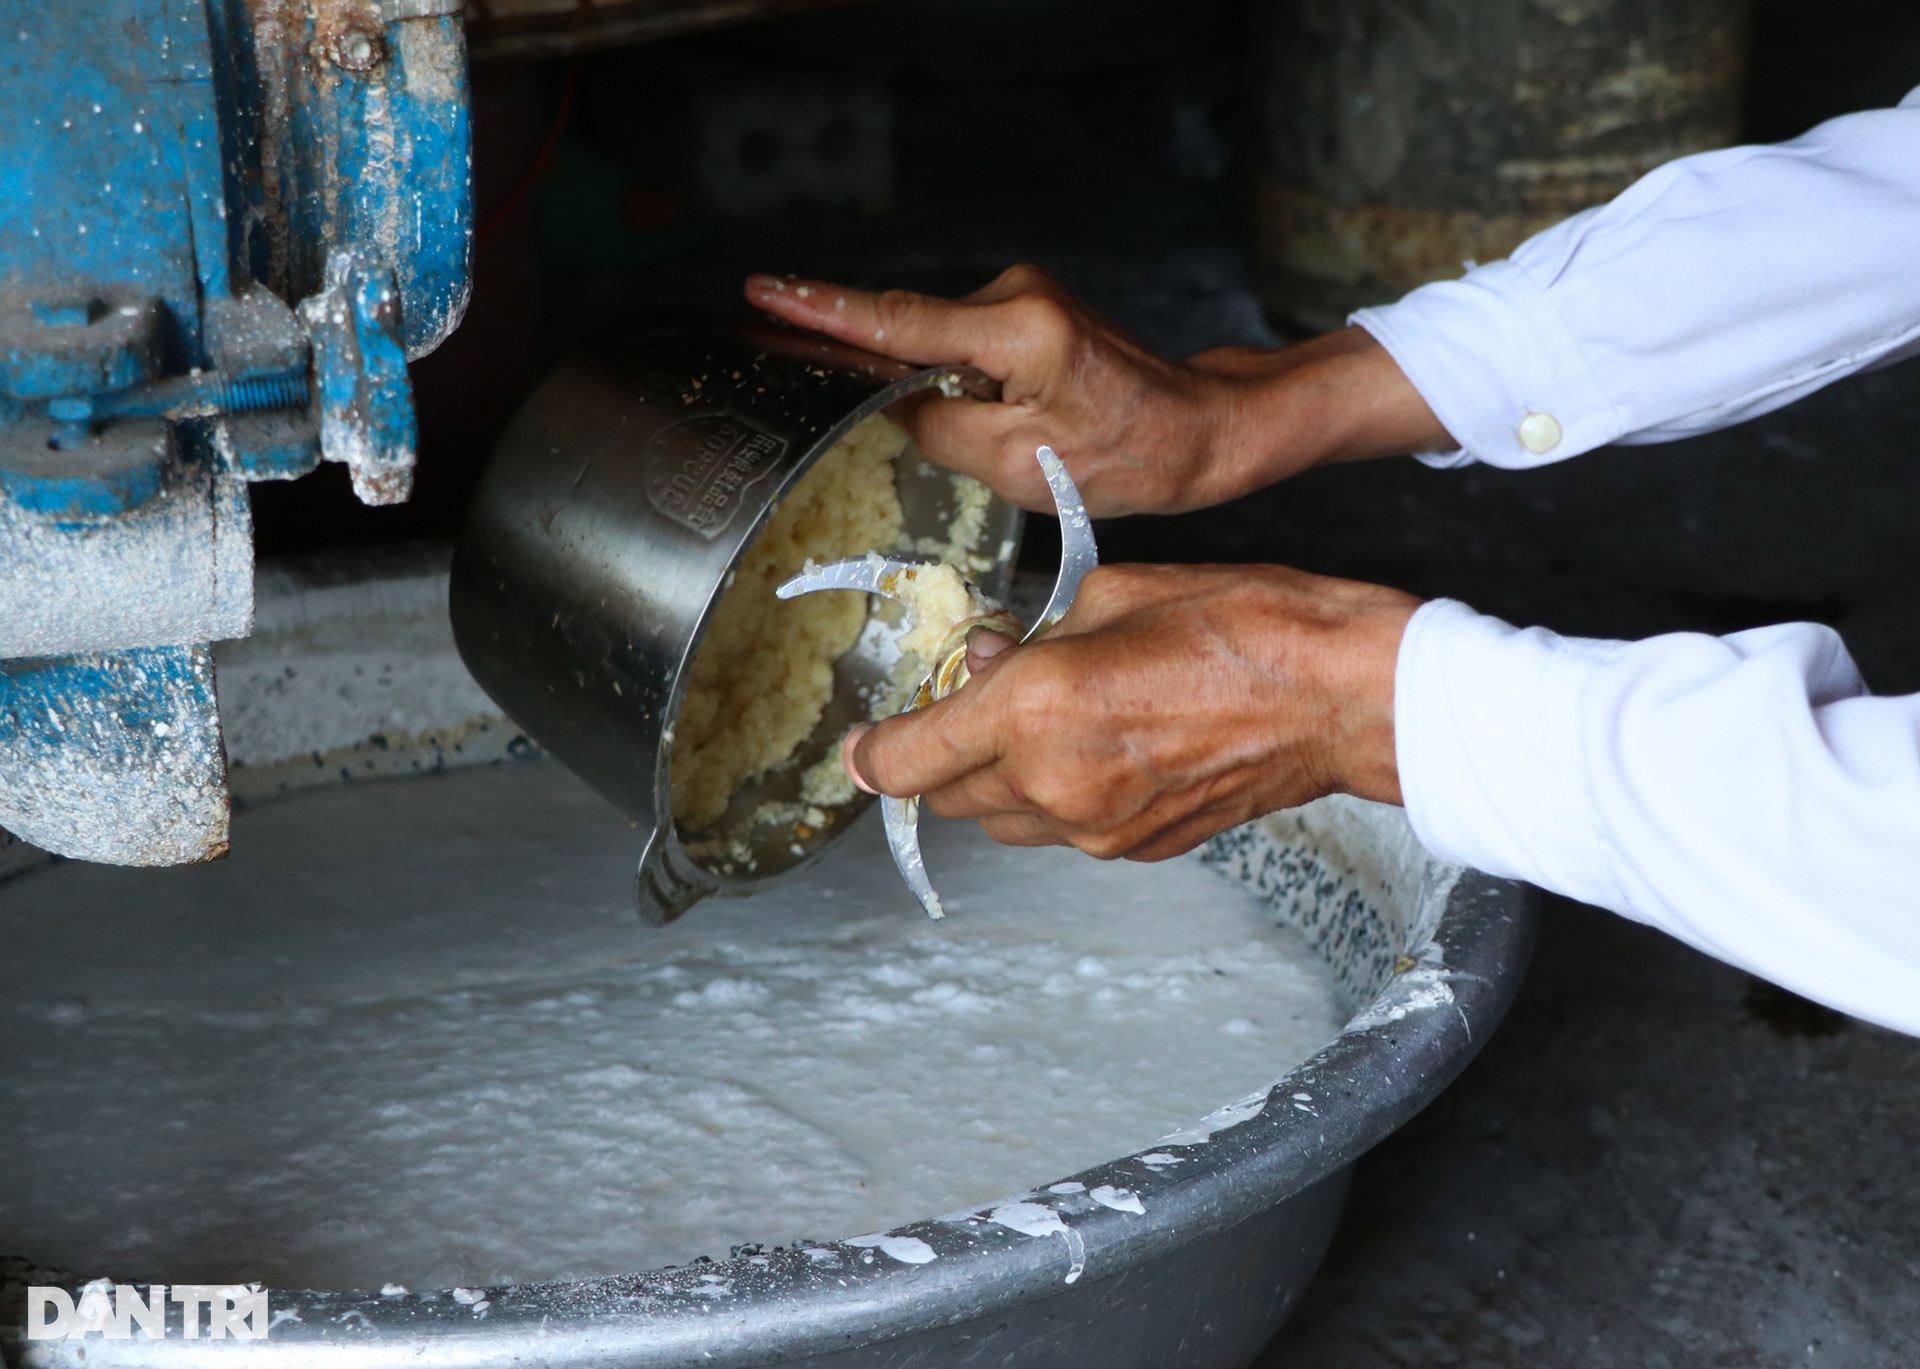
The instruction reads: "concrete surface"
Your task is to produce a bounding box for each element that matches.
[1255,897,1920,1369]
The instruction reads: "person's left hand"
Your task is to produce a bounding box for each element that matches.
[745,267,1451,519]
[747,265,1227,517]
[840,563,1420,862]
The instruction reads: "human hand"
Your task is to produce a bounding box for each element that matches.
[746,266,1451,518]
[838,563,1420,862]
[748,264,1223,517]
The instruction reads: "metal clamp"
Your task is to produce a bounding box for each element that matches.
[298,249,419,506]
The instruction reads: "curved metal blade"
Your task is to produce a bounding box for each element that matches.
[776,553,938,603]
[1024,445,1098,642]
[773,445,1096,922]
[882,792,945,920]
[777,551,947,918]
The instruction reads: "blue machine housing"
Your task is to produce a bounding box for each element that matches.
[0,0,471,865]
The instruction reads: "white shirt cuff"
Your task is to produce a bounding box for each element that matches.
[1352,259,1626,470]
[1393,599,1622,910]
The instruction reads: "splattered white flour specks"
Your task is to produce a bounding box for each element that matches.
[0,760,1346,1291]
[1155,1089,1273,1147]
[987,1202,1085,1284]
[846,1233,937,1265]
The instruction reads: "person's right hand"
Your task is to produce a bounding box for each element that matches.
[835,561,1418,862]
[747,265,1452,518]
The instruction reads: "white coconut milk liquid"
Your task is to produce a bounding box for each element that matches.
[0,758,1345,1291]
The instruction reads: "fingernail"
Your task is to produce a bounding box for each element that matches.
[843,724,878,795]
[745,273,786,295]
[966,626,1015,662]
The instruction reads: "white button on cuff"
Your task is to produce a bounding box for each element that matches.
[1517,411,1562,455]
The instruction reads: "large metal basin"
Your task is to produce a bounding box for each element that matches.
[1,552,1535,1368]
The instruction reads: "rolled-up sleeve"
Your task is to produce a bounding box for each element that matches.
[1395,600,1920,1035]
[1352,85,1920,469]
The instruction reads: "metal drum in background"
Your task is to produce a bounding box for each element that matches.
[449,317,1021,924]
[1248,0,1754,334]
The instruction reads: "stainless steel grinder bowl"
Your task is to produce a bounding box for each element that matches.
[449,317,1022,923]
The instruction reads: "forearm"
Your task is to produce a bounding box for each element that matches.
[1180,328,1455,506]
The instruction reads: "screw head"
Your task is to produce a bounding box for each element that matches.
[331,26,382,71]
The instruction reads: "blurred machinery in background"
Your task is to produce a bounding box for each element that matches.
[0,0,470,865]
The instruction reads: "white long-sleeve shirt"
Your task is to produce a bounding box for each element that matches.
[1351,85,1920,1035]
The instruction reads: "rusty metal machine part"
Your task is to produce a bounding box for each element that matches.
[449,317,1023,925]
[1248,0,1753,333]
[0,0,473,864]
[778,445,1098,921]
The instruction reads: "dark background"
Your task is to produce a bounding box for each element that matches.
[263,2,1920,1362]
